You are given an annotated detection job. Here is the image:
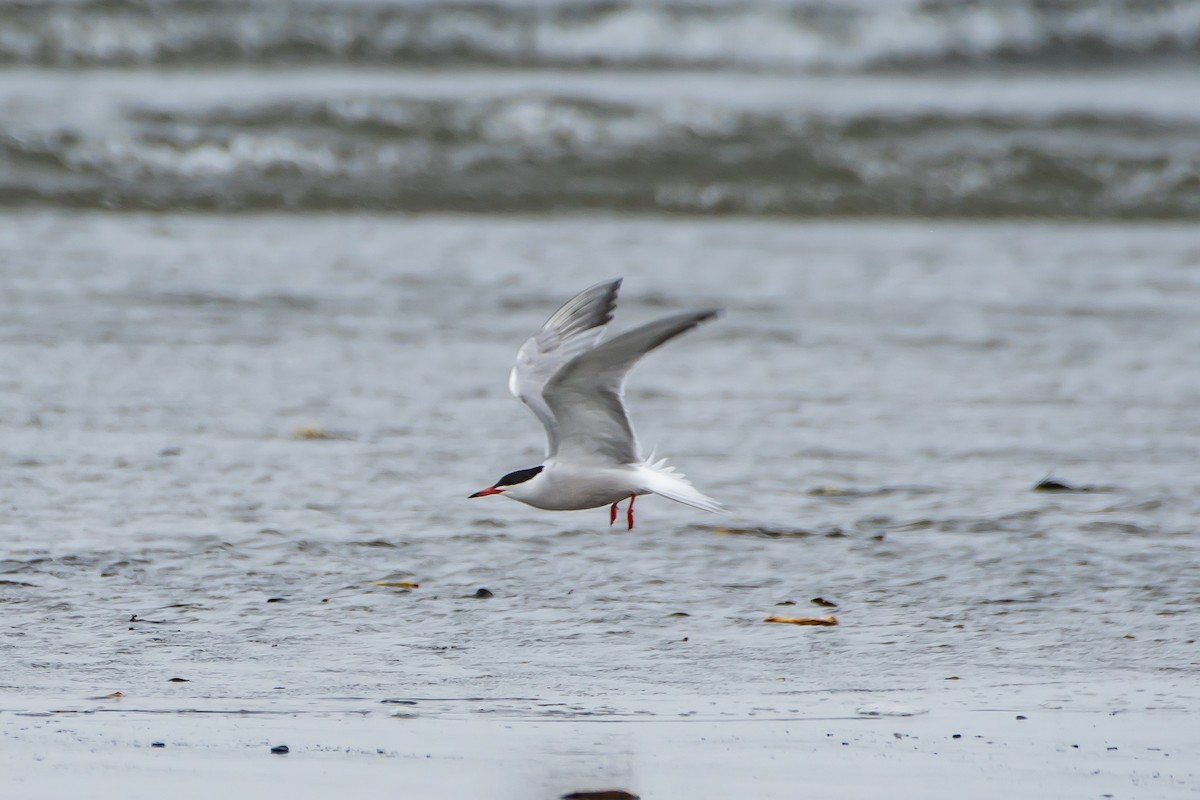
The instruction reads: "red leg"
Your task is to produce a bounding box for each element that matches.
[626,494,636,530]
[609,501,618,526]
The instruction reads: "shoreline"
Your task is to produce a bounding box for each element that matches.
[3,678,1196,799]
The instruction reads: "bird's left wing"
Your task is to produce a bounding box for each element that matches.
[544,308,721,466]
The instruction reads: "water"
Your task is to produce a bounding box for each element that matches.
[3,1,1200,217]
[3,213,1198,698]
[1,3,1198,797]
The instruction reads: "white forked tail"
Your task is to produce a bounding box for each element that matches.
[635,454,724,513]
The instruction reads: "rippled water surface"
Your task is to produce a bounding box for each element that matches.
[1,4,1198,794]
[2,213,1198,706]
[3,0,1200,217]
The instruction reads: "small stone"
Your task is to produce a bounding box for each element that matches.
[270,745,289,754]
[1016,715,1027,721]
[763,614,837,626]
[472,588,494,599]
[151,742,165,748]
[291,425,330,441]
[1033,477,1074,491]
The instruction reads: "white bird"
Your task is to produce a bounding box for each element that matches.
[469,278,723,529]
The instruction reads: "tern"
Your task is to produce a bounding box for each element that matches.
[469,278,723,529]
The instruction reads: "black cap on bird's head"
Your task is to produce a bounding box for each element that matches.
[468,465,544,498]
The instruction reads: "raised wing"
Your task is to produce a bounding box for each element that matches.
[508,278,622,457]
[544,309,721,466]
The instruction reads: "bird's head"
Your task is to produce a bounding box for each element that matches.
[469,465,544,499]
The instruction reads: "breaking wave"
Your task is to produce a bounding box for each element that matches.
[3,93,1198,217]
[1,0,1198,72]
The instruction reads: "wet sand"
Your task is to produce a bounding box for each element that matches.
[3,212,1199,798]
[4,678,1197,799]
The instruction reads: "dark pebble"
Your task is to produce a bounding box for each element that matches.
[811,597,838,607]
[270,745,289,754]
[472,588,494,599]
[151,742,165,748]
[561,792,639,800]
[1016,715,1027,720]
[381,699,417,705]
[167,677,189,683]
[952,734,962,739]
[266,597,286,603]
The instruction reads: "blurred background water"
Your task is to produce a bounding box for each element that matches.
[0,0,1198,713]
[2,0,1200,216]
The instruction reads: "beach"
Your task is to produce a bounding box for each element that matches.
[2,214,1198,797]
[5,680,1198,799]
[3,0,1199,795]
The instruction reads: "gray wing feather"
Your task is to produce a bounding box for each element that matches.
[509,278,622,457]
[545,309,721,465]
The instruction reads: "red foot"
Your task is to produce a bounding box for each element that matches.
[609,501,618,526]
[626,494,636,530]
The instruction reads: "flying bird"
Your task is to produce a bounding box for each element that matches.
[469,278,723,529]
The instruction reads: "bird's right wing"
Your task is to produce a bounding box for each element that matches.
[508,278,622,458]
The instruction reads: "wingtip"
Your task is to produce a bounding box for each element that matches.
[683,308,723,330]
[595,278,622,326]
[591,277,623,294]
[600,278,622,323]
[603,277,622,305]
